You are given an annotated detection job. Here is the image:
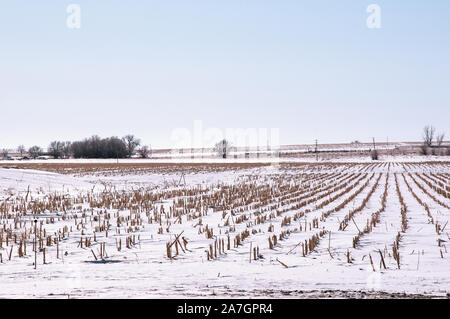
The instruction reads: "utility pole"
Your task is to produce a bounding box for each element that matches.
[387,136,391,155]
[34,219,37,269]
[178,171,186,187]
[315,139,318,161]
[223,140,226,159]
[372,137,376,150]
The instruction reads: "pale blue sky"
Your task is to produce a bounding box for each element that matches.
[0,1,449,149]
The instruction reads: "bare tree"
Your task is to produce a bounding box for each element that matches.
[215,139,231,159]
[48,141,64,159]
[28,146,42,159]
[17,145,26,157]
[122,135,141,158]
[419,143,429,156]
[436,133,445,147]
[62,141,72,159]
[137,145,151,158]
[423,125,435,147]
[370,149,378,160]
[1,149,8,159]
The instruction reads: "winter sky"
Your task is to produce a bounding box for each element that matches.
[0,1,449,149]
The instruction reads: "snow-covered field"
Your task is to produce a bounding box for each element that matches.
[0,158,449,298]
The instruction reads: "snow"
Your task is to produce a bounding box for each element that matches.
[0,168,91,196]
[0,158,449,298]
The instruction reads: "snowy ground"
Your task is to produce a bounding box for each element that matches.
[1,154,449,165]
[0,158,449,298]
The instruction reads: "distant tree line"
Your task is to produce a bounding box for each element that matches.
[0,145,43,159]
[1,135,151,160]
[52,135,146,159]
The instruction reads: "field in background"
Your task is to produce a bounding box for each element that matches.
[0,162,268,176]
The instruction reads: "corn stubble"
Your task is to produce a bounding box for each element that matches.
[0,161,447,276]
